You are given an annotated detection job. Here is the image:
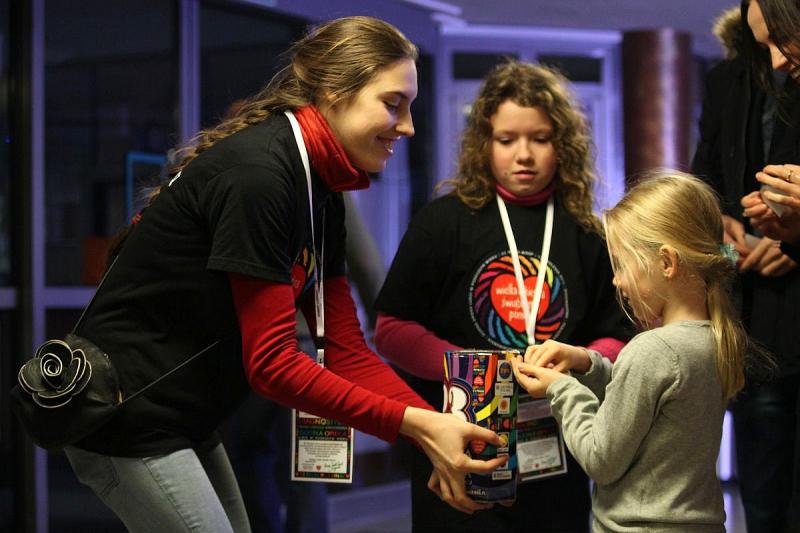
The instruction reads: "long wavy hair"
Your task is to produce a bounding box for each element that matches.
[603,171,747,400]
[440,61,601,234]
[174,15,417,174]
[108,16,417,262]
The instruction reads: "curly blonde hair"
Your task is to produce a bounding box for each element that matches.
[172,15,417,174]
[441,61,601,233]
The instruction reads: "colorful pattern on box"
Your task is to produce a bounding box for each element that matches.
[443,350,518,503]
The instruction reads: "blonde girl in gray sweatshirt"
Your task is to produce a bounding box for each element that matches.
[513,172,747,532]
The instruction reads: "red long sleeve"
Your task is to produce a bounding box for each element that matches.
[374,313,625,370]
[299,276,431,410]
[374,313,461,381]
[586,337,626,363]
[229,273,426,443]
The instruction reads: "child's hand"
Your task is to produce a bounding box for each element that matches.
[512,358,569,398]
[523,340,591,373]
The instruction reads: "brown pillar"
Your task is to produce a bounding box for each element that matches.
[622,29,693,188]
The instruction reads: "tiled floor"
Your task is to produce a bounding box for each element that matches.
[45,448,750,532]
[329,481,748,533]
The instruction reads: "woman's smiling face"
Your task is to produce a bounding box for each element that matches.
[320,58,417,173]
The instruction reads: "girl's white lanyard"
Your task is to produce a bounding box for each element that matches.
[285,111,326,366]
[496,195,554,346]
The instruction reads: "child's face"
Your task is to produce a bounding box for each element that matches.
[609,245,668,326]
[489,100,558,197]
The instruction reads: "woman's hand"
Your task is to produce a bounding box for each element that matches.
[739,235,797,277]
[512,358,569,398]
[399,407,506,514]
[523,339,591,373]
[741,167,800,246]
[757,164,800,212]
[741,190,772,223]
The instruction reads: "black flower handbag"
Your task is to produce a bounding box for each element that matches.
[11,334,123,450]
[10,257,223,451]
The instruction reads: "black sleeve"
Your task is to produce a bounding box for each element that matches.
[203,163,297,283]
[691,62,737,217]
[691,67,724,196]
[375,206,449,325]
[580,231,632,342]
[781,241,800,262]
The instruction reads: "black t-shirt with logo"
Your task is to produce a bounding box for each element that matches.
[376,193,628,531]
[377,194,626,390]
[76,114,346,457]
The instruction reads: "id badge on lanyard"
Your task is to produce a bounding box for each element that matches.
[497,195,568,482]
[286,111,354,483]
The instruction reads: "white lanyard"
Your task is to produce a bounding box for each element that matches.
[286,112,355,485]
[496,195,554,346]
[285,111,326,366]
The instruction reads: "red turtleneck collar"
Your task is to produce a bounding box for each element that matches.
[293,106,370,192]
[495,181,556,206]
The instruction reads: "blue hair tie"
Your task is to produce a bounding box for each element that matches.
[720,243,739,266]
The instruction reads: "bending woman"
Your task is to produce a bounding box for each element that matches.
[61,16,502,532]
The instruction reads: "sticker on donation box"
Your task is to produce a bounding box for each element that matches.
[516,394,568,482]
[291,409,354,483]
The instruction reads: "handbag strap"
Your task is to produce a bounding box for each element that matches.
[72,254,120,334]
[120,334,231,405]
[68,198,232,405]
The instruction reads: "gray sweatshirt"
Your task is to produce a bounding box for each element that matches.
[547,321,726,532]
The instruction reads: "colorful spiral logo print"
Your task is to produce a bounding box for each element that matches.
[469,251,567,348]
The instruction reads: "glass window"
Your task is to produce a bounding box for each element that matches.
[200,3,305,127]
[0,0,9,286]
[0,311,12,530]
[44,0,178,285]
[408,53,435,215]
[452,52,518,80]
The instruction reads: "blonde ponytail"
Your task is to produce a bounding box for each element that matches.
[706,276,745,400]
